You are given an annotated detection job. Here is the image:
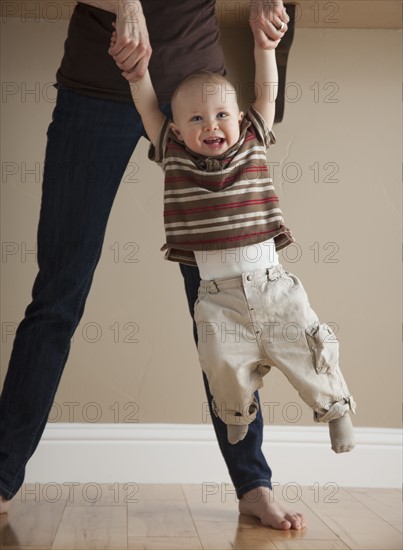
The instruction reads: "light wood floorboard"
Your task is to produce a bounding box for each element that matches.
[343,487,402,533]
[51,505,127,549]
[0,484,67,549]
[295,486,402,550]
[0,484,401,550]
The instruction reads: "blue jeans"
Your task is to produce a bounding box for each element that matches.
[0,86,272,500]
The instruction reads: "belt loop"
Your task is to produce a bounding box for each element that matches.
[208,280,219,294]
[267,265,282,282]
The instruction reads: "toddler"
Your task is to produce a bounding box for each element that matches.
[123,34,356,450]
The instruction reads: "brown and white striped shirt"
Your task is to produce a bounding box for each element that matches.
[149,106,295,266]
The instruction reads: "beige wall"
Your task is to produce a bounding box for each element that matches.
[1,17,401,428]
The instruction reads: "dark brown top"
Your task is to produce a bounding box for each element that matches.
[56,1,226,103]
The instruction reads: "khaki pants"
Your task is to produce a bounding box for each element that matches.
[194,264,356,426]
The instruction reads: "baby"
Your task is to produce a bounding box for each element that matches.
[123,34,356,451]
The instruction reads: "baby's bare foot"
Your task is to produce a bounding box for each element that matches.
[239,486,306,530]
[0,497,10,514]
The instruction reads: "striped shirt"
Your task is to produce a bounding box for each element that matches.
[149,106,295,266]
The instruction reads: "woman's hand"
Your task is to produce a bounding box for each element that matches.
[249,0,290,49]
[108,1,151,81]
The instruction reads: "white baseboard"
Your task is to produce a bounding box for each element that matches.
[25,423,401,488]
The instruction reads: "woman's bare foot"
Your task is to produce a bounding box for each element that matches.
[0,497,10,514]
[239,486,306,530]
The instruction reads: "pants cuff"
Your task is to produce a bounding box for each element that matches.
[213,397,259,426]
[0,483,15,501]
[236,479,272,499]
[314,395,356,423]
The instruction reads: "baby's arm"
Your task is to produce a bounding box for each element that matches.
[253,46,278,131]
[110,26,164,146]
[129,72,165,147]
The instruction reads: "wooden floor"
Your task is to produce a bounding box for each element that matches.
[0,484,401,549]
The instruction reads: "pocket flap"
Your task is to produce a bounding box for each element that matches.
[305,322,339,374]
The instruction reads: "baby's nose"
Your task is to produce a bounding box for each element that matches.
[204,119,218,131]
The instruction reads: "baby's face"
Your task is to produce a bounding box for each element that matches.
[170,80,244,157]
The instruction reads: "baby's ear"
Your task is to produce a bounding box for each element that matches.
[238,111,244,123]
[170,123,183,141]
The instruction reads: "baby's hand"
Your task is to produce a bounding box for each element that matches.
[250,0,289,49]
[110,29,117,49]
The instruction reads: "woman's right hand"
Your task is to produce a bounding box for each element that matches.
[108,1,152,81]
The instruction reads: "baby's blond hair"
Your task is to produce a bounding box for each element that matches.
[171,71,239,120]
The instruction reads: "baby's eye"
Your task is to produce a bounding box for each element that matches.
[190,115,202,122]
[217,112,229,118]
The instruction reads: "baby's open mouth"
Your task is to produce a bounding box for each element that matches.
[204,137,225,145]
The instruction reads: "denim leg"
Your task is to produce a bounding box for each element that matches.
[0,87,146,499]
[179,263,272,499]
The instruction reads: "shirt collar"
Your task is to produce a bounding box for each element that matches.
[169,117,252,169]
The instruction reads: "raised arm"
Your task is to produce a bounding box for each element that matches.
[252,47,278,131]
[110,25,165,146]
[129,72,165,146]
[249,0,288,129]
